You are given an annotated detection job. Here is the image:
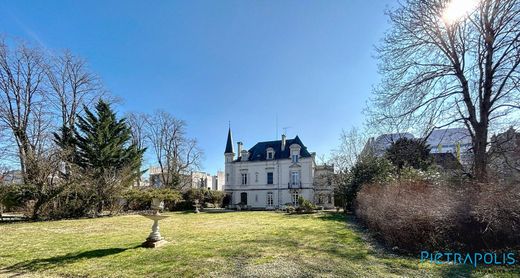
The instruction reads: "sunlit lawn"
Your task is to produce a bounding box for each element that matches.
[0,211,518,277]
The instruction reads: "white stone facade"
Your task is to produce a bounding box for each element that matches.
[224,130,318,209]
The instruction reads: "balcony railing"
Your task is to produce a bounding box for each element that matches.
[288,181,302,189]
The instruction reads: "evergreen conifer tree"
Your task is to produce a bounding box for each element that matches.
[74,99,145,213]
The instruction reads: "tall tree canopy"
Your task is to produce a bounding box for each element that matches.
[75,100,145,212]
[371,0,520,181]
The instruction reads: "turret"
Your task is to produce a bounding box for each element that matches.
[225,127,235,163]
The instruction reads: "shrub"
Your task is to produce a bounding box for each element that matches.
[297,196,316,213]
[173,188,225,211]
[0,184,37,214]
[355,180,520,253]
[337,157,393,212]
[206,190,225,208]
[384,138,433,171]
[123,188,181,211]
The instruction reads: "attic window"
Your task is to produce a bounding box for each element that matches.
[266,148,275,160]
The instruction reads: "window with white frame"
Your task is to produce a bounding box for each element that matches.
[292,154,298,163]
[241,173,248,185]
[266,148,274,160]
[291,171,299,185]
[292,192,299,205]
[267,192,274,206]
[255,172,259,183]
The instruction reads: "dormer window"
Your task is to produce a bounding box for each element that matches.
[266,147,275,160]
[289,144,301,163]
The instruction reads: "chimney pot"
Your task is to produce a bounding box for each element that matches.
[281,134,287,151]
[237,142,243,158]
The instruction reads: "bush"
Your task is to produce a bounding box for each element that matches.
[296,196,316,213]
[123,188,181,211]
[355,180,520,253]
[337,157,393,212]
[0,184,37,214]
[385,138,433,171]
[205,190,225,208]
[174,188,225,211]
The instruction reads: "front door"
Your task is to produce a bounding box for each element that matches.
[240,192,247,205]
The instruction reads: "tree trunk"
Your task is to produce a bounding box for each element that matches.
[473,126,489,182]
[32,199,44,220]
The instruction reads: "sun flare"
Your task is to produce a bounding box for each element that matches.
[442,0,480,24]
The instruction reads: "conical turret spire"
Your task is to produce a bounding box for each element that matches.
[225,127,234,154]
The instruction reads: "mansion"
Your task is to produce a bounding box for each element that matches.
[224,128,334,209]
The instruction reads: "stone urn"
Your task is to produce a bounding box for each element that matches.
[151,198,164,211]
[194,199,201,213]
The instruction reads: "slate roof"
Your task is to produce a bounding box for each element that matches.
[236,135,312,162]
[371,133,415,156]
[426,128,471,147]
[225,128,234,154]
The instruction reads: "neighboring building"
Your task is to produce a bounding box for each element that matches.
[133,178,150,188]
[212,171,225,191]
[190,171,213,190]
[313,164,335,209]
[431,153,462,170]
[0,170,23,185]
[224,128,318,209]
[426,128,472,165]
[489,127,520,183]
[148,166,222,190]
[363,128,473,169]
[148,166,164,188]
[362,132,415,157]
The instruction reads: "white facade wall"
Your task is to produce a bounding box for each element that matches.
[225,156,315,208]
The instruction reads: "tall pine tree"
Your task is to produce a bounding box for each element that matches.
[74,99,145,213]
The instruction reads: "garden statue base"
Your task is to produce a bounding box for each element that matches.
[142,239,168,248]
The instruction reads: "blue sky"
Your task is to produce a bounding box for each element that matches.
[0,0,395,174]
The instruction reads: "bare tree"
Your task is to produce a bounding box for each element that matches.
[0,40,50,184]
[145,110,203,189]
[126,112,148,152]
[371,0,520,181]
[46,51,101,132]
[331,127,369,171]
[126,112,149,186]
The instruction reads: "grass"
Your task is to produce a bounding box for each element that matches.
[0,211,518,277]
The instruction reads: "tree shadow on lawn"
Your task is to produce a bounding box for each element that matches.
[1,245,141,276]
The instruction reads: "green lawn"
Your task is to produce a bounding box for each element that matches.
[0,211,518,277]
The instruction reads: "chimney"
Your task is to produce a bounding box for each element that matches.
[237,142,243,158]
[281,134,286,151]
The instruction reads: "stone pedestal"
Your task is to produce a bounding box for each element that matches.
[142,239,168,248]
[141,213,169,248]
